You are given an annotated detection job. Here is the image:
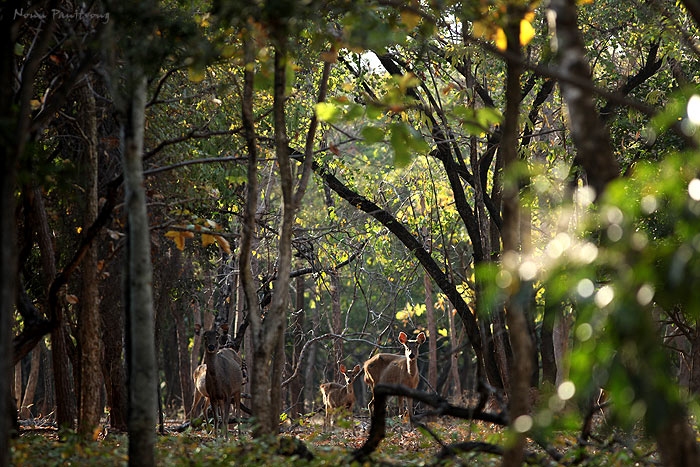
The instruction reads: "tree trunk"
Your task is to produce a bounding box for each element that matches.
[240,36,265,436]
[447,304,463,400]
[77,78,104,439]
[121,70,157,465]
[289,270,306,419]
[323,183,343,369]
[172,303,193,417]
[101,277,128,431]
[501,13,533,467]
[27,182,76,430]
[13,362,22,412]
[688,328,700,394]
[424,273,437,393]
[541,290,558,385]
[20,347,42,419]
[0,110,18,462]
[549,0,619,197]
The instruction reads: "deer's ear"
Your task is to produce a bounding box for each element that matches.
[339,364,347,373]
[398,331,407,343]
[417,332,426,343]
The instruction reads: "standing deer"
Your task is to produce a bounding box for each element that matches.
[319,363,362,431]
[189,347,246,428]
[363,331,426,418]
[202,328,244,439]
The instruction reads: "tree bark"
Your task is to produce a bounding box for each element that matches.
[77,78,104,439]
[424,272,437,394]
[172,302,193,417]
[20,347,42,419]
[289,269,306,419]
[500,13,533,467]
[323,184,343,372]
[549,0,619,197]
[121,70,157,465]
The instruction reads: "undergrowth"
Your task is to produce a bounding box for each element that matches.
[10,415,658,466]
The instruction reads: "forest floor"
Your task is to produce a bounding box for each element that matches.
[10,409,660,466]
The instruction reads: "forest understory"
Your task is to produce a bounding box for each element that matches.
[10,398,663,466]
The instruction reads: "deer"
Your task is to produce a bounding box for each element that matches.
[202,328,244,439]
[319,363,362,431]
[363,331,426,419]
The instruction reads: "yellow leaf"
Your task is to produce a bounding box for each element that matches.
[520,18,535,46]
[215,235,231,254]
[165,230,192,251]
[30,99,41,110]
[202,233,215,247]
[577,0,593,4]
[472,21,491,39]
[495,27,507,51]
[400,10,421,29]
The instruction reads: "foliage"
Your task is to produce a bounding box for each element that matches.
[10,417,661,466]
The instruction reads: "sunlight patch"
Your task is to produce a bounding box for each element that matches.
[688,178,700,201]
[557,381,576,400]
[513,415,533,433]
[594,285,614,308]
[687,95,700,125]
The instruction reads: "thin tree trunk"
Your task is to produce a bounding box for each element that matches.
[323,184,343,369]
[447,304,462,400]
[290,270,306,419]
[172,303,193,417]
[541,290,558,385]
[13,363,22,412]
[240,36,265,436]
[501,13,533,467]
[78,78,103,439]
[20,347,42,419]
[688,328,700,394]
[424,273,437,393]
[122,71,157,465]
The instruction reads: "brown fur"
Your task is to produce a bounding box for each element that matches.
[202,329,243,439]
[319,364,362,430]
[363,331,426,417]
[189,363,209,424]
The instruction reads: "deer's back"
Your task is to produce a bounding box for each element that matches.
[379,357,418,389]
[320,382,354,409]
[363,353,404,387]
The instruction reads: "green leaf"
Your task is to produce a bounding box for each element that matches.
[315,102,339,122]
[390,123,411,167]
[361,125,385,143]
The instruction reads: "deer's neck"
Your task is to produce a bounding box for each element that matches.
[406,357,417,376]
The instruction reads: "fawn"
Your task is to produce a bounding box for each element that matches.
[319,363,362,431]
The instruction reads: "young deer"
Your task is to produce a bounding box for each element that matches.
[202,328,244,439]
[189,363,210,425]
[363,331,426,418]
[320,363,362,431]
